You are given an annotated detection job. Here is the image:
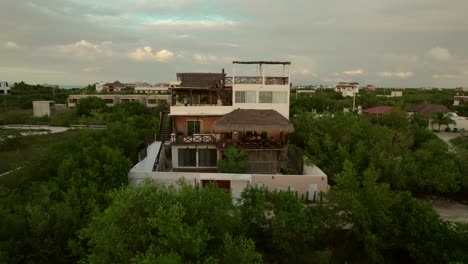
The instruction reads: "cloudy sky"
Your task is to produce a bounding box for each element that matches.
[1,0,468,87]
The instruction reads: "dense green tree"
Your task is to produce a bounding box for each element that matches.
[329,161,468,263]
[430,111,456,131]
[290,111,463,194]
[218,147,248,173]
[80,181,260,263]
[76,96,107,117]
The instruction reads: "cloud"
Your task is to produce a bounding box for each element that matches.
[129,46,174,63]
[192,54,218,64]
[81,66,103,73]
[427,47,455,61]
[4,41,19,49]
[0,66,64,75]
[342,69,364,75]
[174,34,193,39]
[376,71,414,79]
[192,54,236,64]
[207,42,240,48]
[143,21,237,31]
[432,74,458,79]
[42,40,115,61]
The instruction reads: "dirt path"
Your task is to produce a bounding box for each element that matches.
[424,198,468,223]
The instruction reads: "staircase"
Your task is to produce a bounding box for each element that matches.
[158,105,171,142]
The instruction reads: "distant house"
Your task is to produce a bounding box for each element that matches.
[297,89,316,96]
[96,81,125,92]
[95,82,105,92]
[455,87,468,92]
[388,91,403,97]
[335,82,359,97]
[0,81,11,94]
[362,106,393,116]
[407,102,449,119]
[453,95,468,106]
[365,85,377,91]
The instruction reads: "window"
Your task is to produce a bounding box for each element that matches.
[259,91,287,103]
[148,99,157,104]
[235,91,256,103]
[259,92,272,103]
[187,120,201,136]
[178,149,196,167]
[199,149,217,167]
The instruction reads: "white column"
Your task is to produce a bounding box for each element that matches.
[261,64,265,85]
[232,63,235,85]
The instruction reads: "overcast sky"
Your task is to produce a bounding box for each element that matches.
[1,0,468,87]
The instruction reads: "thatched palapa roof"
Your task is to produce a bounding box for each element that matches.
[176,73,223,88]
[212,109,294,133]
[406,102,449,118]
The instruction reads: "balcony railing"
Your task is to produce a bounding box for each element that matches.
[265,77,288,85]
[171,134,218,144]
[225,76,289,85]
[219,139,286,149]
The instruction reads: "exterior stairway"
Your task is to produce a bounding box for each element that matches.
[158,105,171,142]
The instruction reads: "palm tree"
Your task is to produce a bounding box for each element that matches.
[430,112,456,132]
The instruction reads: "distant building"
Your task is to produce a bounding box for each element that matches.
[389,91,403,97]
[96,80,125,92]
[365,85,377,91]
[0,81,11,94]
[67,94,170,108]
[335,82,359,97]
[95,82,105,92]
[407,102,449,119]
[297,89,316,96]
[453,95,468,106]
[42,84,59,89]
[455,87,468,92]
[32,101,67,117]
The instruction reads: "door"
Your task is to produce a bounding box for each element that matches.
[202,180,231,190]
[187,120,201,136]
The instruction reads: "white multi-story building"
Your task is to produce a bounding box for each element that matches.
[0,81,11,94]
[335,82,359,97]
[129,61,329,201]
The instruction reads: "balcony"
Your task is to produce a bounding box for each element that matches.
[171,134,218,144]
[225,76,289,85]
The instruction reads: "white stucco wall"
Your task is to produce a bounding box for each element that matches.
[232,84,290,119]
[32,101,54,117]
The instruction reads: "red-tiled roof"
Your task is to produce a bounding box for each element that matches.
[362,106,393,115]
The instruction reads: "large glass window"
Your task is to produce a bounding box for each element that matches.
[178,149,197,167]
[187,120,201,136]
[199,149,217,167]
[259,91,287,104]
[259,92,273,103]
[235,91,256,103]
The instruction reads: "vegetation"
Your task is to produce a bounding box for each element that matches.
[1,86,467,263]
[218,147,249,173]
[430,111,456,131]
[290,110,465,195]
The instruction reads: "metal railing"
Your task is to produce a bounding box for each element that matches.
[225,76,288,85]
[171,134,218,144]
[220,139,286,149]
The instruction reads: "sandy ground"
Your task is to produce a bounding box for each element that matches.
[424,198,468,223]
[435,132,459,145]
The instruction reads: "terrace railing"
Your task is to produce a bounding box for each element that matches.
[225,76,289,85]
[219,139,285,149]
[171,134,218,144]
